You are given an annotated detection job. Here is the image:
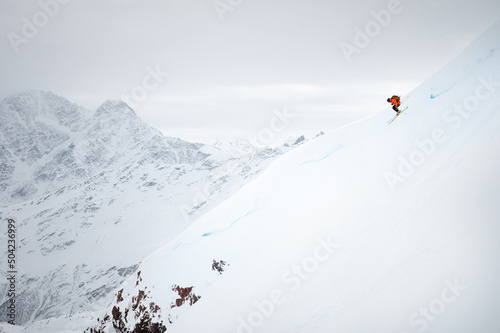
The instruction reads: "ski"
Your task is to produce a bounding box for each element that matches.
[387,107,408,124]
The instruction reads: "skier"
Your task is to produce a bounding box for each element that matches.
[387,95,401,113]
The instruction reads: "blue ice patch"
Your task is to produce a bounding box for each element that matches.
[202,208,256,237]
[301,144,345,165]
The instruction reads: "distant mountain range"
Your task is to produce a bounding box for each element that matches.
[0,90,311,325]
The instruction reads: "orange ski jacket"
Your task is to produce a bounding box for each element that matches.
[389,96,401,107]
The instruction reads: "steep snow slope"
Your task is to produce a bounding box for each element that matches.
[0,91,308,326]
[78,20,500,333]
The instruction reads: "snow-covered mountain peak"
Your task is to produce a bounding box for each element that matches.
[1,90,90,131]
[94,99,136,119]
[213,137,259,155]
[0,90,92,169]
[82,99,164,161]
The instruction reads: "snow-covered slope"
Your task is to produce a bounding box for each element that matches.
[0,91,308,326]
[74,20,500,333]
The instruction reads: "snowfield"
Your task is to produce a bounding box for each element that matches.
[4,19,500,333]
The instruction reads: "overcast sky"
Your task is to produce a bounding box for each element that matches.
[1,0,499,145]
